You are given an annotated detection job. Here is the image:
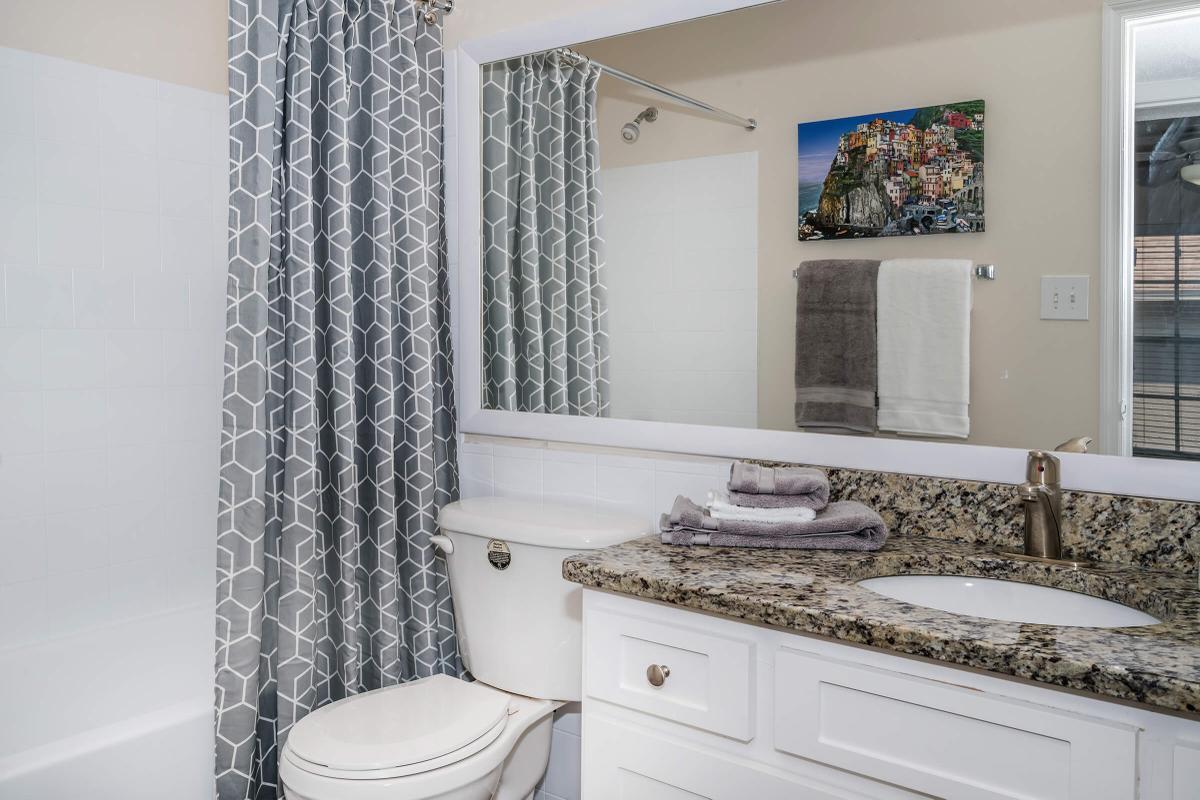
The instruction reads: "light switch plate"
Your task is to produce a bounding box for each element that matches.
[1040,275,1089,321]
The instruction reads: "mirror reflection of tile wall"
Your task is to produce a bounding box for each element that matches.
[604,152,758,428]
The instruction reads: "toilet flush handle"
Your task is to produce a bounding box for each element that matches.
[430,535,453,555]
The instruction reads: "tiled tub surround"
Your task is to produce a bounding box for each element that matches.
[0,46,223,798]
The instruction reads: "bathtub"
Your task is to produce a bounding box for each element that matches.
[0,603,215,800]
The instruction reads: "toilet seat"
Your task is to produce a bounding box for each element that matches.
[284,675,513,780]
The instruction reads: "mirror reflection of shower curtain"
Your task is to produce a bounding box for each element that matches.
[481,52,611,416]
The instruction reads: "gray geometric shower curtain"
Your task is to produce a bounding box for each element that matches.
[481,51,611,416]
[214,2,459,798]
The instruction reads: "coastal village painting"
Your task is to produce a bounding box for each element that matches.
[797,100,985,241]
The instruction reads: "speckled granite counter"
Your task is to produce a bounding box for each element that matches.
[563,535,1200,715]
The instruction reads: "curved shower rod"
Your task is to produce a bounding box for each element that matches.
[559,49,757,131]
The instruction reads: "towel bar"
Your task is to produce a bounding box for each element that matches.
[791,263,996,279]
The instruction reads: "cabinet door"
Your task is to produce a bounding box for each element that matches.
[774,647,1138,800]
[583,714,921,800]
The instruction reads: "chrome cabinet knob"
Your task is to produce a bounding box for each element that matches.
[646,664,671,687]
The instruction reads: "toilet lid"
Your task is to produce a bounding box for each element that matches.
[286,675,511,773]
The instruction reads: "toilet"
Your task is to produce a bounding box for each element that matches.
[279,497,646,800]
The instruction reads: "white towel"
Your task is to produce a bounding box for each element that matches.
[705,492,817,523]
[876,259,972,439]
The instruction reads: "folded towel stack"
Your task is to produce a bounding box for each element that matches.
[660,461,889,552]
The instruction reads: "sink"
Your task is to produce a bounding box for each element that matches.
[857,575,1160,628]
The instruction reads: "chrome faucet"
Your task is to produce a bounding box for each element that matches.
[1017,450,1063,560]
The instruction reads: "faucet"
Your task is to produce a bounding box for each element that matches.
[1017,450,1063,560]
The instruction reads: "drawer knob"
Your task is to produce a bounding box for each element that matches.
[646,664,671,687]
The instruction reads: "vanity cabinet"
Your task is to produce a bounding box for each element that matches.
[580,590,1200,800]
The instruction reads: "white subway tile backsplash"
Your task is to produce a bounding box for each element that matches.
[458,449,494,500]
[493,452,542,502]
[542,451,596,508]
[38,203,103,269]
[4,266,74,328]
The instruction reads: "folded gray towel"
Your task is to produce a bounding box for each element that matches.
[727,462,830,509]
[726,490,829,509]
[660,496,888,551]
[794,259,880,433]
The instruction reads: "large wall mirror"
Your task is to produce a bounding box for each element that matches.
[464,0,1200,481]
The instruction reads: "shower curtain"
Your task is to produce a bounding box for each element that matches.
[481,51,611,417]
[214,2,459,798]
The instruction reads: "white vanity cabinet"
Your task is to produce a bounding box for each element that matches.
[579,590,1200,800]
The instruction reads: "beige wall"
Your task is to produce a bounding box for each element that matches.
[0,0,226,91]
[578,0,1104,451]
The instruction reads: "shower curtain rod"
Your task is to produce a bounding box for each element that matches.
[559,49,758,131]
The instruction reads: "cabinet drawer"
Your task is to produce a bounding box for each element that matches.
[584,607,754,740]
[583,713,894,800]
[773,647,1138,800]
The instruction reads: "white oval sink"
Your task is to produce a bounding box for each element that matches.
[857,575,1160,628]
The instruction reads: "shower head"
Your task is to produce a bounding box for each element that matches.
[621,106,659,144]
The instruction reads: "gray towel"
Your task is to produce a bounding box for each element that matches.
[794,259,880,433]
[660,496,888,551]
[727,462,829,509]
[726,490,828,509]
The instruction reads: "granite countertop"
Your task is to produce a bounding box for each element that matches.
[562,535,1200,715]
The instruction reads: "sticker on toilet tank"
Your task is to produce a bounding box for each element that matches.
[486,539,511,570]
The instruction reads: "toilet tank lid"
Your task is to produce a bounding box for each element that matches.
[438,497,648,549]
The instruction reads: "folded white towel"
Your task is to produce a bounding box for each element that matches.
[877,259,972,439]
[705,491,817,523]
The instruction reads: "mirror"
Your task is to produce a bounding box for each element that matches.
[477,0,1200,461]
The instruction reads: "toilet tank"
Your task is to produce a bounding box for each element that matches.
[436,497,647,702]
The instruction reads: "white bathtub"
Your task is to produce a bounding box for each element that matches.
[0,603,215,800]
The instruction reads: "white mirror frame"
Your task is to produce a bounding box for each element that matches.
[449,0,1200,501]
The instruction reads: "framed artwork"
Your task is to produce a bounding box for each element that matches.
[798,100,984,240]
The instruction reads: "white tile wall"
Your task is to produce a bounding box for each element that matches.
[0,47,226,648]
[461,435,733,800]
[601,151,759,429]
